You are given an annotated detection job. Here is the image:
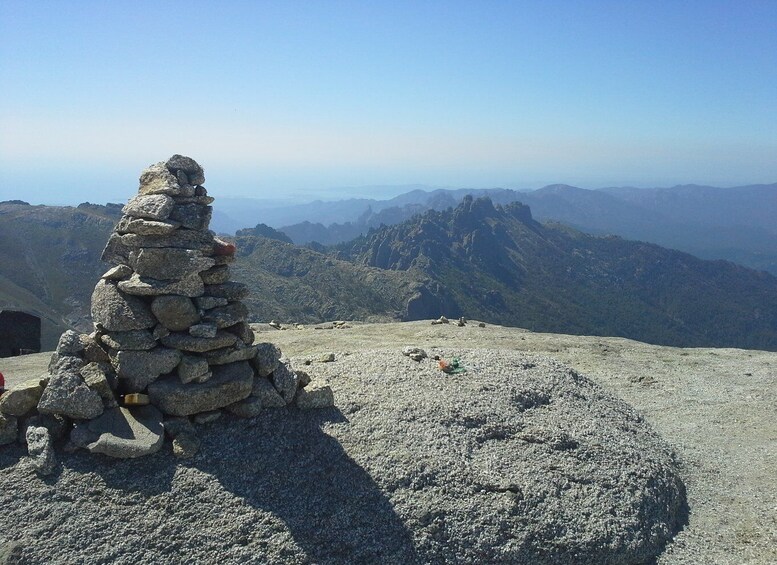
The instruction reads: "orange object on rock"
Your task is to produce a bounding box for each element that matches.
[213,238,236,256]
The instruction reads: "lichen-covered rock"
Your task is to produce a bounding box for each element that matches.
[118,273,204,298]
[56,330,86,356]
[147,361,253,416]
[151,295,200,331]
[270,360,298,404]
[26,426,57,475]
[202,301,248,329]
[100,330,157,351]
[91,280,156,331]
[138,161,181,196]
[122,194,174,221]
[130,248,214,280]
[165,154,205,185]
[120,229,215,252]
[0,379,44,417]
[83,406,164,458]
[168,204,212,230]
[251,342,281,377]
[37,370,104,420]
[111,347,182,392]
[116,216,180,235]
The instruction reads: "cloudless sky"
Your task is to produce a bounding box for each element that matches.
[1,0,775,204]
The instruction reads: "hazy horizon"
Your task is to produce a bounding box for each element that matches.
[2,1,776,205]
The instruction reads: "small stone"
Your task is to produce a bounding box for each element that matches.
[130,247,215,280]
[199,265,230,285]
[102,264,133,280]
[202,302,248,329]
[123,194,174,221]
[116,216,180,235]
[192,372,212,384]
[478,322,486,328]
[271,361,299,404]
[20,413,69,443]
[0,413,18,445]
[26,426,57,475]
[295,382,334,410]
[100,329,157,351]
[172,432,200,459]
[402,346,428,362]
[189,323,218,338]
[160,331,237,352]
[226,396,262,418]
[152,324,171,340]
[147,361,254,416]
[318,352,335,363]
[91,280,156,331]
[268,320,281,330]
[37,370,104,420]
[82,332,111,364]
[193,410,221,424]
[295,370,312,388]
[0,379,44,417]
[251,378,286,408]
[177,355,210,384]
[84,405,164,458]
[118,273,205,298]
[111,347,182,392]
[163,416,195,438]
[101,232,132,264]
[194,296,228,310]
[204,282,248,300]
[151,295,200,331]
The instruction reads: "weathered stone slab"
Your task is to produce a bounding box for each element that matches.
[0,379,44,417]
[120,229,215,252]
[100,330,156,351]
[151,295,200,331]
[111,347,182,392]
[38,370,104,420]
[251,342,281,377]
[123,194,174,221]
[271,361,299,404]
[199,265,230,285]
[118,273,204,297]
[130,248,215,280]
[251,377,286,408]
[166,154,205,185]
[116,215,180,235]
[204,344,258,366]
[295,382,335,410]
[202,302,248,329]
[169,204,212,230]
[91,280,156,331]
[204,282,248,300]
[101,232,132,264]
[84,405,164,458]
[160,331,237,352]
[101,264,133,280]
[148,361,253,416]
[26,426,56,475]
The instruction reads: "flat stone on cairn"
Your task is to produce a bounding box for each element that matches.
[0,155,333,465]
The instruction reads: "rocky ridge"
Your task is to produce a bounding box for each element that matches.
[0,156,332,467]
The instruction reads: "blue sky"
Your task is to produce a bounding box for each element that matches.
[1,0,775,204]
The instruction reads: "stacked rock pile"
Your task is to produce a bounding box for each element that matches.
[0,155,333,470]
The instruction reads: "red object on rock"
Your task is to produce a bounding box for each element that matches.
[213,238,236,256]
[0,370,5,391]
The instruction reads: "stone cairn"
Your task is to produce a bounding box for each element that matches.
[0,155,333,471]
